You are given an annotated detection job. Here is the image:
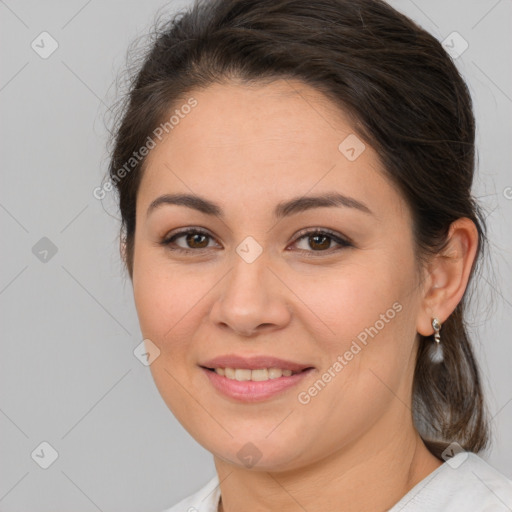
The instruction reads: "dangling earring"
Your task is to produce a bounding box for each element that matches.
[430,317,443,363]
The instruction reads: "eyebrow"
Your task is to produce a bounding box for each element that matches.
[146,192,373,219]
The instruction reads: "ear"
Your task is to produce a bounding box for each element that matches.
[416,217,479,337]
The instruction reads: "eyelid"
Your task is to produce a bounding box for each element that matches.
[161,227,218,250]
[160,226,353,254]
[292,227,353,246]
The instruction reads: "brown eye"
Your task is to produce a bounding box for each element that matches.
[161,228,218,253]
[292,229,352,255]
[307,234,331,251]
[183,232,210,249]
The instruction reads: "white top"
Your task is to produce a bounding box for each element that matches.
[160,452,512,511]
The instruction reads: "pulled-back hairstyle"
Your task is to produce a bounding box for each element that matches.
[107,0,490,457]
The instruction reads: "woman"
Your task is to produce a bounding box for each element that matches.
[106,0,512,510]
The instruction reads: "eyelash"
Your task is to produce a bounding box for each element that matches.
[159,227,353,257]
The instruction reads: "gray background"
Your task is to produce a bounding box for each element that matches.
[1,0,511,510]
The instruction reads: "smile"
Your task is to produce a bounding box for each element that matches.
[206,367,303,380]
[200,366,315,402]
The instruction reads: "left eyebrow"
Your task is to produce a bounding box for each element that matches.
[274,192,373,218]
[146,192,373,219]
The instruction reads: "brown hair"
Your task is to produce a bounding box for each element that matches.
[107,0,490,457]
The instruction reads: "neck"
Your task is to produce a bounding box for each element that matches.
[214,416,442,512]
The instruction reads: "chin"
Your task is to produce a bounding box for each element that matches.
[204,434,312,472]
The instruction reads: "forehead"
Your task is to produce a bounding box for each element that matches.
[152,79,356,158]
[137,79,406,220]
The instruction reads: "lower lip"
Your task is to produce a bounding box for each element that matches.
[201,367,315,403]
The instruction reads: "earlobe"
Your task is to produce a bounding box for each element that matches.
[416,217,479,336]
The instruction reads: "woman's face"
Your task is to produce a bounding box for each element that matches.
[132,79,426,471]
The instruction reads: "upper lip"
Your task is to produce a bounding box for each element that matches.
[200,354,314,372]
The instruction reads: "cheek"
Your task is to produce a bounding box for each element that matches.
[133,241,171,337]
[132,248,223,377]
[132,267,169,341]
[133,258,197,345]
[296,250,420,413]
[132,255,209,424]
[290,263,418,439]
[301,259,412,350]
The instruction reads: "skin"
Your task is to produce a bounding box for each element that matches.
[128,79,479,512]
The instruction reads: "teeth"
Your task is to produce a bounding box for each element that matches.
[235,369,251,381]
[251,369,269,381]
[214,367,295,381]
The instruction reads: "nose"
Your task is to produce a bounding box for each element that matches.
[209,254,292,337]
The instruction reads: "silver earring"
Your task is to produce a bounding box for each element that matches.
[430,317,443,363]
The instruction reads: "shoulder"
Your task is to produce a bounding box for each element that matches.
[390,452,512,511]
[158,474,221,512]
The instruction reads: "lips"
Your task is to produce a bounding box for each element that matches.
[199,354,316,402]
[200,365,315,402]
[199,354,314,373]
